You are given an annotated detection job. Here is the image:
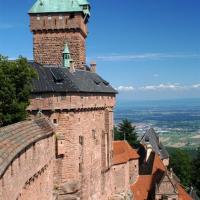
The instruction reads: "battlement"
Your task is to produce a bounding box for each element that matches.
[28,93,116,112]
[30,13,88,37]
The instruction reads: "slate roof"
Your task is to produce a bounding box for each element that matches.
[0,118,54,177]
[140,128,169,160]
[30,62,117,94]
[113,141,140,165]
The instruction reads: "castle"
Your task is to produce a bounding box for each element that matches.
[0,1,193,200]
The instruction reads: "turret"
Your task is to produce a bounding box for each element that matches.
[63,43,71,68]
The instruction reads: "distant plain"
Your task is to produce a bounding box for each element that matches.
[115,98,200,149]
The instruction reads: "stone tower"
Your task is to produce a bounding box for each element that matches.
[29,0,90,68]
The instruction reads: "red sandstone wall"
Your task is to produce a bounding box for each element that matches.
[28,93,116,112]
[129,160,139,184]
[52,109,115,199]
[28,93,116,200]
[0,136,55,200]
[112,163,130,195]
[30,14,87,67]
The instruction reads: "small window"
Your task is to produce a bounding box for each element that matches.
[36,95,42,99]
[43,19,46,27]
[37,15,40,20]
[11,163,13,176]
[92,129,96,139]
[83,5,88,10]
[18,156,21,167]
[48,16,52,20]
[59,16,63,20]
[79,163,82,172]
[79,136,84,145]
[69,13,75,19]
[53,119,57,124]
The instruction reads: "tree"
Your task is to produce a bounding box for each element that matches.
[114,119,139,148]
[191,147,200,196]
[169,148,192,190]
[0,55,37,126]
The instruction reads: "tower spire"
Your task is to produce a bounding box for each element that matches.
[63,43,71,68]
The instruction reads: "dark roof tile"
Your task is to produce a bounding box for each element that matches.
[29,63,117,94]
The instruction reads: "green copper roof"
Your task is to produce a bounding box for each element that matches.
[29,0,90,15]
[78,0,89,5]
[63,43,70,54]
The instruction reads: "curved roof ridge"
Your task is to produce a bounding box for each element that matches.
[0,118,54,178]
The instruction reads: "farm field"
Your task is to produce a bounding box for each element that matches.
[115,98,200,149]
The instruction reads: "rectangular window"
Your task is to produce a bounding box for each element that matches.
[79,136,84,145]
[79,163,82,172]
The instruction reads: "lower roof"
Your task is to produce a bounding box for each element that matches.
[113,141,140,165]
[30,62,117,94]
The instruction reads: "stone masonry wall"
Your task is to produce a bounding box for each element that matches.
[30,14,87,68]
[28,93,116,200]
[0,136,55,200]
[111,163,130,195]
[28,93,115,112]
[129,159,139,185]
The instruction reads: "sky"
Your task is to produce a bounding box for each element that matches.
[0,0,200,100]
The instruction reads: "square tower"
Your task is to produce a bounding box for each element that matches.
[29,0,90,69]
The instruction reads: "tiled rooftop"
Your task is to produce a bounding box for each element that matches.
[30,62,117,94]
[131,152,192,200]
[113,141,140,165]
[0,118,54,177]
[141,128,169,160]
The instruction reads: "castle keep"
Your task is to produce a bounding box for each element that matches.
[29,0,90,68]
[0,1,193,200]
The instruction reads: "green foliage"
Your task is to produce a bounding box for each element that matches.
[191,147,200,196]
[0,55,37,126]
[114,119,139,148]
[169,148,192,190]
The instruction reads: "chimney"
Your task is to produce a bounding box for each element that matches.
[146,143,152,162]
[169,168,173,179]
[90,61,96,73]
[69,60,75,73]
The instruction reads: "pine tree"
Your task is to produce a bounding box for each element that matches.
[191,147,200,195]
[114,119,139,148]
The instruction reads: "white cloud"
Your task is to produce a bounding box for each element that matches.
[116,86,135,92]
[192,84,200,88]
[96,53,200,62]
[115,83,200,93]
[140,83,185,91]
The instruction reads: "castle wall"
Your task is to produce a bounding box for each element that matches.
[111,163,130,195]
[0,136,55,200]
[28,93,116,200]
[129,159,139,184]
[30,14,87,67]
[28,93,115,112]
